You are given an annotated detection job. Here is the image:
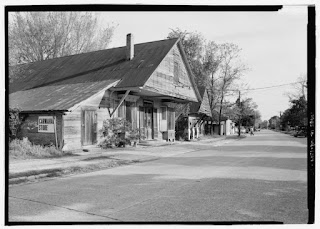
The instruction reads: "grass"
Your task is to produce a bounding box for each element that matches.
[9,168,63,179]
[82,155,113,161]
[9,138,74,160]
[9,159,137,185]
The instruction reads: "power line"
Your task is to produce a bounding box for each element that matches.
[243,81,306,91]
[220,81,306,92]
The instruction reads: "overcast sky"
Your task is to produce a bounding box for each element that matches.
[97,5,308,121]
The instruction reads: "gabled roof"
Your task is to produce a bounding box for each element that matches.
[189,86,211,116]
[9,38,179,94]
[9,38,203,111]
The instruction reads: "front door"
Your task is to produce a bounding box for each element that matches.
[145,107,153,139]
[81,110,97,145]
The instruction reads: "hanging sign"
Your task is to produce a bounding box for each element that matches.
[38,116,55,133]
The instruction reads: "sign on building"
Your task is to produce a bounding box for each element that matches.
[38,116,55,133]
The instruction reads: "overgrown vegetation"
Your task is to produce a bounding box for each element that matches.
[9,138,70,159]
[99,117,145,148]
[9,108,23,140]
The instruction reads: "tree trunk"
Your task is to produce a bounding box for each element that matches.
[218,92,224,135]
[238,116,241,137]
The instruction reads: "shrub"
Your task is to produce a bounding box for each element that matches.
[9,108,23,140]
[99,117,145,148]
[9,138,65,159]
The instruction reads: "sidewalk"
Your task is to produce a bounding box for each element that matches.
[9,135,239,185]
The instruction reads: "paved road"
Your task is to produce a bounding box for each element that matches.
[9,130,308,223]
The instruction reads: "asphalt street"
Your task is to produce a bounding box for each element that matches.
[8,130,308,223]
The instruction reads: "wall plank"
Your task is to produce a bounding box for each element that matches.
[144,45,197,102]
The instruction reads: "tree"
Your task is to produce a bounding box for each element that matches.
[253,110,262,128]
[269,116,280,130]
[280,109,291,130]
[260,120,269,129]
[201,41,223,128]
[167,28,206,84]
[9,12,117,65]
[214,43,248,134]
[285,74,307,101]
[280,96,307,129]
[234,97,257,136]
[168,29,248,135]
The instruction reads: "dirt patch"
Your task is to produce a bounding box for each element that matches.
[81,155,113,161]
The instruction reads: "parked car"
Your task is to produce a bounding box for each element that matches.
[294,130,307,137]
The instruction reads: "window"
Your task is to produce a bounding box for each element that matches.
[161,107,167,120]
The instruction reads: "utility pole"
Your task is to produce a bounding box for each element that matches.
[238,90,241,136]
[279,111,282,130]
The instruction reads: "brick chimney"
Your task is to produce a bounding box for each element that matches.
[126,33,134,60]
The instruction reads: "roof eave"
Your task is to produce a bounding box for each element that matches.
[177,41,202,103]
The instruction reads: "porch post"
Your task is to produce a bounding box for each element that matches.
[192,126,195,139]
[110,90,130,117]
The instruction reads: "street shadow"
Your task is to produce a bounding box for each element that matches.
[216,145,307,153]
[8,174,308,223]
[156,156,307,171]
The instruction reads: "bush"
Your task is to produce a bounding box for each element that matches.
[9,138,65,159]
[9,108,23,140]
[99,117,145,148]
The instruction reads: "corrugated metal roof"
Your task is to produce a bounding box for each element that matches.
[9,38,182,111]
[9,37,204,112]
[9,38,179,94]
[9,79,118,111]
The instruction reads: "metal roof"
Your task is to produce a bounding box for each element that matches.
[9,37,201,111]
[9,79,119,111]
[9,38,179,94]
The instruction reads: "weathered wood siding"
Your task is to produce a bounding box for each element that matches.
[144,44,197,102]
[63,89,110,151]
[19,113,63,147]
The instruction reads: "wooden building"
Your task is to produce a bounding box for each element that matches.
[9,34,201,151]
[176,86,211,140]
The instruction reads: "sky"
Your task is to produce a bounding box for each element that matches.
[96,5,308,121]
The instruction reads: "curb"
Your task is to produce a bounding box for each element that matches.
[9,156,160,186]
[9,136,233,186]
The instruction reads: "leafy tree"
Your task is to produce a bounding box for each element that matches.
[253,110,262,128]
[260,120,269,129]
[269,116,280,130]
[280,96,307,129]
[9,12,117,65]
[233,97,257,136]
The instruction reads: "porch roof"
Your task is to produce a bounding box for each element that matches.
[9,79,118,112]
